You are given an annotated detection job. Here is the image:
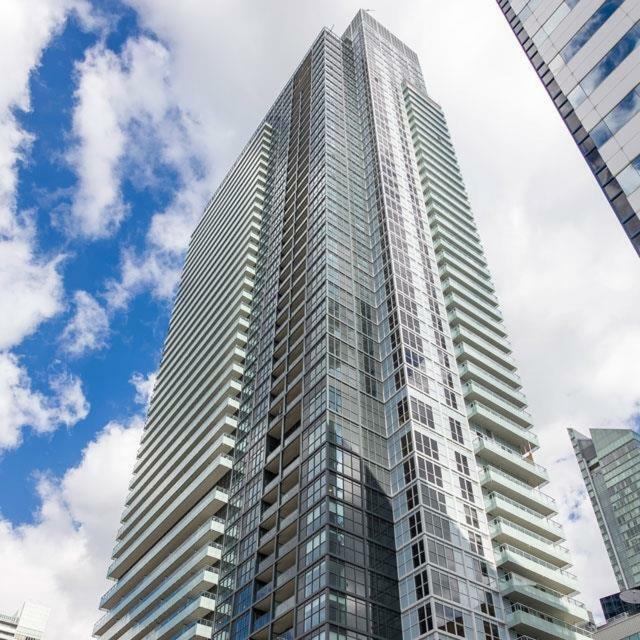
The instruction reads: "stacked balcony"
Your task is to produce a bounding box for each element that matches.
[408,79,591,640]
[506,603,593,640]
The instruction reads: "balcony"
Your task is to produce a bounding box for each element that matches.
[499,574,590,625]
[173,619,213,640]
[122,434,234,528]
[443,286,502,325]
[99,568,217,640]
[435,245,493,295]
[452,325,514,370]
[489,517,570,566]
[455,343,521,387]
[466,400,536,450]
[494,545,579,595]
[108,488,228,580]
[95,542,221,635]
[448,307,509,352]
[479,466,555,516]
[440,264,498,306]
[506,603,593,640]
[101,518,224,609]
[458,361,525,406]
[435,235,490,273]
[114,458,232,560]
[473,438,548,486]
[485,493,564,542]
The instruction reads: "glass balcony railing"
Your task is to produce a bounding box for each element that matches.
[108,491,227,580]
[508,603,594,639]
[499,573,588,615]
[473,438,548,480]
[487,493,563,534]
[479,466,556,510]
[102,517,223,608]
[496,544,577,580]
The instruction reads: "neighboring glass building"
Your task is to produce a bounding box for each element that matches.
[496,0,640,256]
[95,11,592,640]
[569,428,640,591]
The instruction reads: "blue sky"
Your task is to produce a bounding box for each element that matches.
[0,1,638,637]
[1,4,169,522]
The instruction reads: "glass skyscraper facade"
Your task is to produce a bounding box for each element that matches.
[496,0,640,256]
[95,11,592,640]
[569,428,640,592]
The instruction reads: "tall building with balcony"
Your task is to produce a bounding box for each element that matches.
[569,428,640,592]
[96,10,590,640]
[0,602,49,640]
[495,0,640,256]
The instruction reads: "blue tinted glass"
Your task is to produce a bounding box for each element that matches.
[591,85,640,147]
[561,0,625,62]
[604,87,640,136]
[616,156,640,195]
[581,22,640,95]
[591,120,613,147]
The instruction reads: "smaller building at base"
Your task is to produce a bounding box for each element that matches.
[594,612,640,640]
[0,602,50,640]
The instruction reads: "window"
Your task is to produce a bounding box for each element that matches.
[560,0,624,63]
[483,620,500,640]
[418,603,433,634]
[459,476,474,502]
[410,397,435,429]
[404,457,416,484]
[450,417,464,444]
[570,22,640,108]
[469,531,485,557]
[406,485,419,510]
[455,451,470,476]
[397,397,409,423]
[418,456,444,487]
[412,539,426,568]
[616,155,640,196]
[302,561,326,598]
[401,432,413,457]
[300,594,326,632]
[415,431,439,459]
[409,511,423,538]
[415,569,430,599]
[464,504,479,529]
[481,591,496,618]
[590,85,640,147]
[422,484,447,513]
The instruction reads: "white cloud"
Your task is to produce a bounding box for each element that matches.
[61,291,109,356]
[0,0,92,351]
[67,36,192,239]
[61,290,110,356]
[0,415,142,639]
[0,228,64,351]
[130,369,157,408]
[0,352,89,451]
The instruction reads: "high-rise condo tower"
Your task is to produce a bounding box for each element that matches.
[95,11,592,640]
